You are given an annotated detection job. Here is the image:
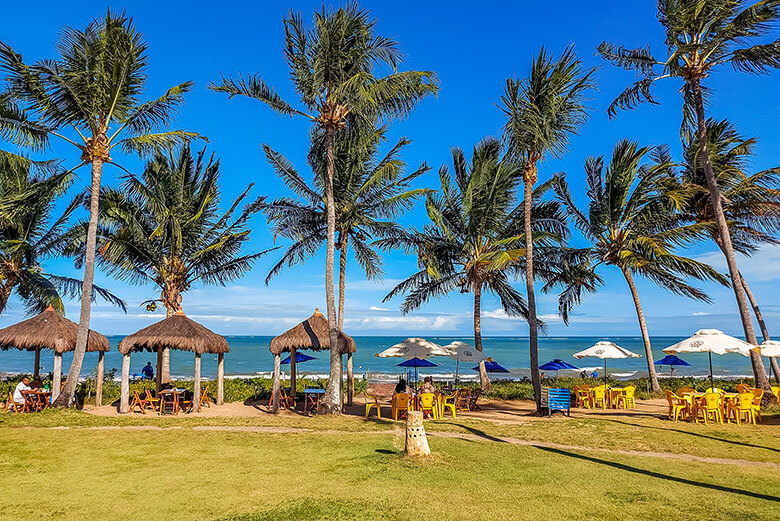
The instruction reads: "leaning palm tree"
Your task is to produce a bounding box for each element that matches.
[0,151,124,315]
[677,119,780,382]
[210,5,438,413]
[66,145,270,386]
[380,139,571,391]
[500,46,595,408]
[0,11,198,406]
[598,0,780,395]
[555,140,728,392]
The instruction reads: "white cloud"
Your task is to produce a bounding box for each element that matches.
[345,314,457,330]
[692,312,711,316]
[482,308,512,320]
[697,244,780,282]
[369,306,389,311]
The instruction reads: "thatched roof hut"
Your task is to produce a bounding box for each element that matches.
[270,308,356,355]
[118,310,229,355]
[0,306,109,353]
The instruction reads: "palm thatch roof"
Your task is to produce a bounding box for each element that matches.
[270,308,356,355]
[0,306,109,353]
[118,310,229,355]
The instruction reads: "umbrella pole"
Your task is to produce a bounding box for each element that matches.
[455,359,459,385]
[708,351,714,391]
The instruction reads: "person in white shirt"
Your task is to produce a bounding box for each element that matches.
[13,377,31,405]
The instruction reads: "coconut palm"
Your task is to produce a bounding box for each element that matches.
[0,151,124,315]
[555,139,728,392]
[66,145,270,386]
[598,0,780,395]
[0,11,198,406]
[500,45,595,409]
[677,119,780,382]
[380,139,575,391]
[210,5,438,413]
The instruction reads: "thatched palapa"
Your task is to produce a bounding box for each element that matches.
[269,308,356,355]
[0,306,108,353]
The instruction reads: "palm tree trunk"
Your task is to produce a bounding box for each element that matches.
[739,271,780,384]
[319,125,342,415]
[690,79,773,403]
[53,158,103,407]
[523,176,541,412]
[337,234,354,405]
[620,267,660,392]
[0,279,14,315]
[157,302,176,390]
[473,284,491,391]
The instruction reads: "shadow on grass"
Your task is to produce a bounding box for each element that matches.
[535,445,780,502]
[442,422,508,443]
[601,418,780,454]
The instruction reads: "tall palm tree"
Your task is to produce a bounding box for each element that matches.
[598,0,780,396]
[66,145,270,386]
[555,140,728,392]
[380,139,572,391]
[678,119,780,382]
[0,151,124,315]
[500,46,595,409]
[210,5,438,413]
[0,11,198,406]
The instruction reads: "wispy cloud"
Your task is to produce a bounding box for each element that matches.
[369,306,389,311]
[697,245,780,282]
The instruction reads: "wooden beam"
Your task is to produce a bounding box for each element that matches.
[193,353,202,413]
[290,347,297,405]
[217,353,224,405]
[347,352,354,406]
[272,353,281,413]
[52,352,62,402]
[120,353,130,414]
[155,348,163,392]
[96,351,105,407]
[33,348,41,380]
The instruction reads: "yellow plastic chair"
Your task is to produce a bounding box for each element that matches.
[751,388,764,423]
[726,393,755,425]
[617,385,636,409]
[418,393,439,419]
[736,383,752,394]
[575,386,592,408]
[665,391,690,422]
[440,390,458,418]
[590,386,607,409]
[694,393,723,425]
[706,387,723,394]
[363,391,382,419]
[771,386,780,402]
[392,393,412,421]
[676,386,695,396]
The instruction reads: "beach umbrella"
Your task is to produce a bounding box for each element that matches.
[539,358,579,378]
[472,359,510,374]
[573,341,641,388]
[376,337,452,358]
[663,329,753,390]
[397,357,438,389]
[281,352,317,364]
[756,340,780,381]
[654,354,690,377]
[444,341,486,383]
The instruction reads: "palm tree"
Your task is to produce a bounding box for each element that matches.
[380,139,572,391]
[66,145,270,386]
[555,140,728,392]
[0,11,198,406]
[0,151,124,316]
[500,46,595,409]
[598,0,780,396]
[678,119,780,382]
[210,5,438,413]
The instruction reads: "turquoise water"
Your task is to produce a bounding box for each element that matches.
[0,336,764,380]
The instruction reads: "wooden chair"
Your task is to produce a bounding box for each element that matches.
[4,392,22,413]
[145,390,160,413]
[200,385,211,408]
[455,389,471,412]
[21,391,38,413]
[267,387,294,411]
[468,388,482,411]
[130,390,151,414]
[178,391,193,413]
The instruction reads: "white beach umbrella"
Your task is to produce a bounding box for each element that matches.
[757,340,780,358]
[573,341,641,387]
[375,337,452,358]
[663,329,753,389]
[444,341,486,383]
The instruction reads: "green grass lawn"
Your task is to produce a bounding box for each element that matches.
[1,410,778,520]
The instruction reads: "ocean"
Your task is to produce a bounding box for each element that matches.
[0,335,765,381]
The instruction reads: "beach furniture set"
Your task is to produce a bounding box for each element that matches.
[664,385,767,425]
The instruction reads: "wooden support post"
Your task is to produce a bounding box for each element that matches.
[272,353,281,413]
[405,410,431,457]
[96,351,105,407]
[193,353,202,413]
[339,354,344,407]
[155,348,163,392]
[347,352,354,406]
[290,347,297,405]
[52,352,62,402]
[120,353,130,414]
[33,348,41,380]
[217,353,224,405]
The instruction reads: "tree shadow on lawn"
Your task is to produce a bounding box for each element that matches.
[442,422,509,443]
[600,418,780,454]
[534,446,780,503]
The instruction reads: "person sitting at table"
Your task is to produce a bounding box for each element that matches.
[395,378,410,395]
[141,361,154,380]
[419,376,437,394]
[13,377,32,405]
[30,378,43,389]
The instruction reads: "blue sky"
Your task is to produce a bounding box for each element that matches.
[1,1,778,337]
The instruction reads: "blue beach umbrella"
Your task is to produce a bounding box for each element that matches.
[473,360,510,374]
[397,357,438,390]
[654,354,690,377]
[281,352,317,364]
[539,359,579,377]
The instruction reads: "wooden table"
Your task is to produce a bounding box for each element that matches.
[22,390,52,412]
[158,389,186,415]
[303,389,325,414]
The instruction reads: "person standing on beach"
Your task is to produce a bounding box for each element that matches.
[141,362,154,380]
